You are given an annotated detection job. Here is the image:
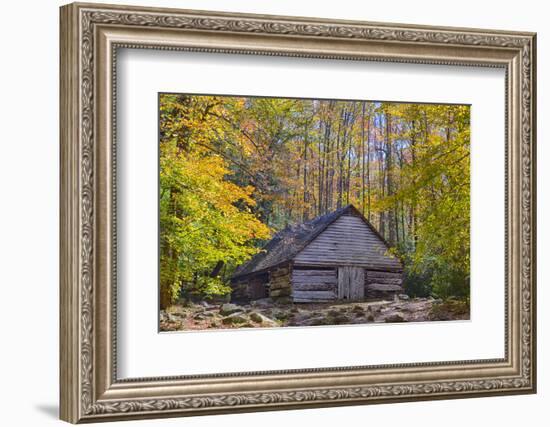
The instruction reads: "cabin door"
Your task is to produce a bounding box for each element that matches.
[337,267,365,300]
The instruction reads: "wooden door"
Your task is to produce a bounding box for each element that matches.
[338,267,365,300]
[349,267,365,299]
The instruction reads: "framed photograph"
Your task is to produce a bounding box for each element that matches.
[60,2,537,423]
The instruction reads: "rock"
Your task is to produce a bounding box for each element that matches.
[352,305,365,313]
[222,312,248,325]
[370,305,382,313]
[220,303,244,316]
[385,313,406,323]
[202,302,218,310]
[194,311,215,320]
[271,309,290,321]
[166,313,180,322]
[250,311,279,326]
[332,314,351,324]
[251,298,272,307]
[249,312,263,323]
[398,294,410,301]
[367,314,375,322]
[160,311,168,322]
[273,297,292,305]
[309,317,330,326]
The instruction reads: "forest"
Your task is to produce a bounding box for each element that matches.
[159,93,470,310]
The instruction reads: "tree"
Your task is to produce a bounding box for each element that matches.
[159,94,471,306]
[159,94,270,308]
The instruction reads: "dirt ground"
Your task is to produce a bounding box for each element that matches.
[160,296,469,332]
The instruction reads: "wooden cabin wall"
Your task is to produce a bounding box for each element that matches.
[248,276,268,300]
[231,280,250,302]
[291,267,337,303]
[294,213,402,271]
[231,273,268,302]
[365,270,403,299]
[268,265,292,302]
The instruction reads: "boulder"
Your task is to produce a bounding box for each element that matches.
[252,312,279,327]
[270,309,290,321]
[384,313,406,323]
[352,305,365,313]
[398,294,410,301]
[219,303,244,316]
[222,312,248,325]
[251,298,272,307]
[194,311,215,320]
[166,313,180,322]
[309,316,331,326]
[332,314,351,324]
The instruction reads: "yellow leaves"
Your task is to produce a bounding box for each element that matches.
[159,93,276,300]
[159,93,471,300]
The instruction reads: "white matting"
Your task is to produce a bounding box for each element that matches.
[116,48,505,378]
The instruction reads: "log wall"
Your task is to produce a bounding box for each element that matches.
[291,268,337,303]
[268,265,292,302]
[365,270,403,299]
[231,273,268,302]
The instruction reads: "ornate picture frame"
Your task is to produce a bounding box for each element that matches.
[60,2,536,423]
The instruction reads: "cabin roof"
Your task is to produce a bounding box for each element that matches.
[232,204,401,279]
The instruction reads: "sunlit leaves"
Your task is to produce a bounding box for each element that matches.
[159,95,270,306]
[159,93,471,303]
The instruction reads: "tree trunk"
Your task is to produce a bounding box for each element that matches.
[361,102,366,214]
[336,108,345,209]
[386,111,396,246]
[366,110,371,221]
[303,122,309,221]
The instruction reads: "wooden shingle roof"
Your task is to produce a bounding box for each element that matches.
[232,205,401,279]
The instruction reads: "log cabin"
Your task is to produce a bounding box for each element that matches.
[231,204,404,303]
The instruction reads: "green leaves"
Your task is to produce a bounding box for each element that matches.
[386,104,471,298]
[159,94,471,305]
[159,95,270,306]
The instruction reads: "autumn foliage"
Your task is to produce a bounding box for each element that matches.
[159,94,470,308]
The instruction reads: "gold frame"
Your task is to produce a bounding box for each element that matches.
[60,2,537,423]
